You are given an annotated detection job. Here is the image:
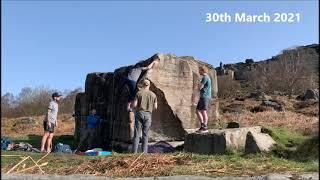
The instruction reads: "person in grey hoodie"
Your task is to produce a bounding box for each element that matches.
[40,92,62,153]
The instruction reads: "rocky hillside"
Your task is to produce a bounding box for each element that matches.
[216,44,319,95]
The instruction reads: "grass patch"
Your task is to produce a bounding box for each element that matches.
[262,126,318,162]
[262,126,309,147]
[2,124,318,177]
[9,134,76,149]
[293,136,319,161]
[1,151,100,174]
[1,151,318,177]
[303,161,319,172]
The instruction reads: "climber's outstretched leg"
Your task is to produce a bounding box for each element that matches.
[123,77,137,111]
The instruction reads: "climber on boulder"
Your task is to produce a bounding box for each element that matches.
[123,59,159,112]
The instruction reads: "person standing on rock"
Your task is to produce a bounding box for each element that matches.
[196,66,212,133]
[132,79,157,153]
[40,92,62,153]
[123,60,159,112]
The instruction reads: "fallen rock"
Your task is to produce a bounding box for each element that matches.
[250,105,272,113]
[224,126,263,150]
[296,89,319,101]
[304,89,319,101]
[226,121,240,128]
[184,126,261,154]
[234,97,245,101]
[261,99,284,111]
[245,131,276,153]
[74,54,219,150]
[249,91,271,101]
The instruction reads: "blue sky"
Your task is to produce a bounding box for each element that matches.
[2,0,319,96]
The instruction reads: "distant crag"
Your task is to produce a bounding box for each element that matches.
[216,44,319,94]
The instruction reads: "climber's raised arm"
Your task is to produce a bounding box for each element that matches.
[141,60,159,70]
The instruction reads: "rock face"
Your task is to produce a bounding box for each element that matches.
[218,44,319,81]
[216,44,319,95]
[245,131,276,153]
[184,126,262,154]
[184,132,226,154]
[297,89,319,101]
[74,54,219,149]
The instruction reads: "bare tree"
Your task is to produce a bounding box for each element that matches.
[1,86,83,118]
[1,92,15,117]
[217,75,242,98]
[249,49,312,97]
[59,87,83,114]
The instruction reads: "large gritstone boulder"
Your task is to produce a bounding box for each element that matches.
[184,126,262,154]
[74,53,219,150]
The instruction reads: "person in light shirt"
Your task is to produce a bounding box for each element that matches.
[40,92,62,153]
